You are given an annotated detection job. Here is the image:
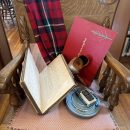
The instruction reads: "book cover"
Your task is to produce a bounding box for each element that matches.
[121,37,130,57]
[63,17,117,85]
[20,49,75,114]
[125,37,130,56]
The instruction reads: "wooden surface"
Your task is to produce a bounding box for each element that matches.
[0,18,14,125]
[0,17,12,69]
[110,0,130,60]
[0,124,7,130]
[99,53,130,111]
[13,0,35,43]
[6,27,23,58]
[0,26,24,128]
[105,53,130,83]
[112,94,130,130]
[61,0,118,32]
[120,56,130,64]
[0,94,9,124]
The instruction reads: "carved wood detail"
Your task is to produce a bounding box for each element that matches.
[99,65,111,93]
[101,53,130,111]
[108,77,123,111]
[103,71,116,101]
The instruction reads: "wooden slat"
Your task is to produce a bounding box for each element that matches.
[6,27,23,58]
[0,124,7,130]
[112,94,130,130]
[61,0,118,32]
[0,17,12,69]
[105,53,130,86]
[0,94,10,124]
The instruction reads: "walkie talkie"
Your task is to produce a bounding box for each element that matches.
[77,88,96,107]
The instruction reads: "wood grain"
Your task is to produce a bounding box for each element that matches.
[0,94,9,124]
[110,0,130,60]
[13,0,35,43]
[0,17,12,68]
[61,0,118,32]
[6,27,23,58]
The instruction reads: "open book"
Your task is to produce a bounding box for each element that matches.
[20,49,75,114]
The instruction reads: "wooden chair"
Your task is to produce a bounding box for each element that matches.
[0,45,26,105]
[0,45,26,123]
[0,9,28,115]
[99,53,130,111]
[10,0,130,112]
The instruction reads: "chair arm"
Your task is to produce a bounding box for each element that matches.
[0,45,26,90]
[105,53,130,87]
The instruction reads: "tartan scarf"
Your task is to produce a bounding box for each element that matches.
[24,0,67,64]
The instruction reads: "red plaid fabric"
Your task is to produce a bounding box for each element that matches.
[24,0,67,64]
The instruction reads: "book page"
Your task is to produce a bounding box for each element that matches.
[40,54,75,113]
[23,49,41,110]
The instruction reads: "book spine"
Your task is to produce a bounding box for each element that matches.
[125,37,130,54]
[128,27,130,35]
[121,37,129,57]
[126,48,130,56]
[126,38,130,56]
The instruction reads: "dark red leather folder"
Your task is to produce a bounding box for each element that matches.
[63,17,117,85]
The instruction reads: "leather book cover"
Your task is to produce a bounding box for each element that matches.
[63,17,117,85]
